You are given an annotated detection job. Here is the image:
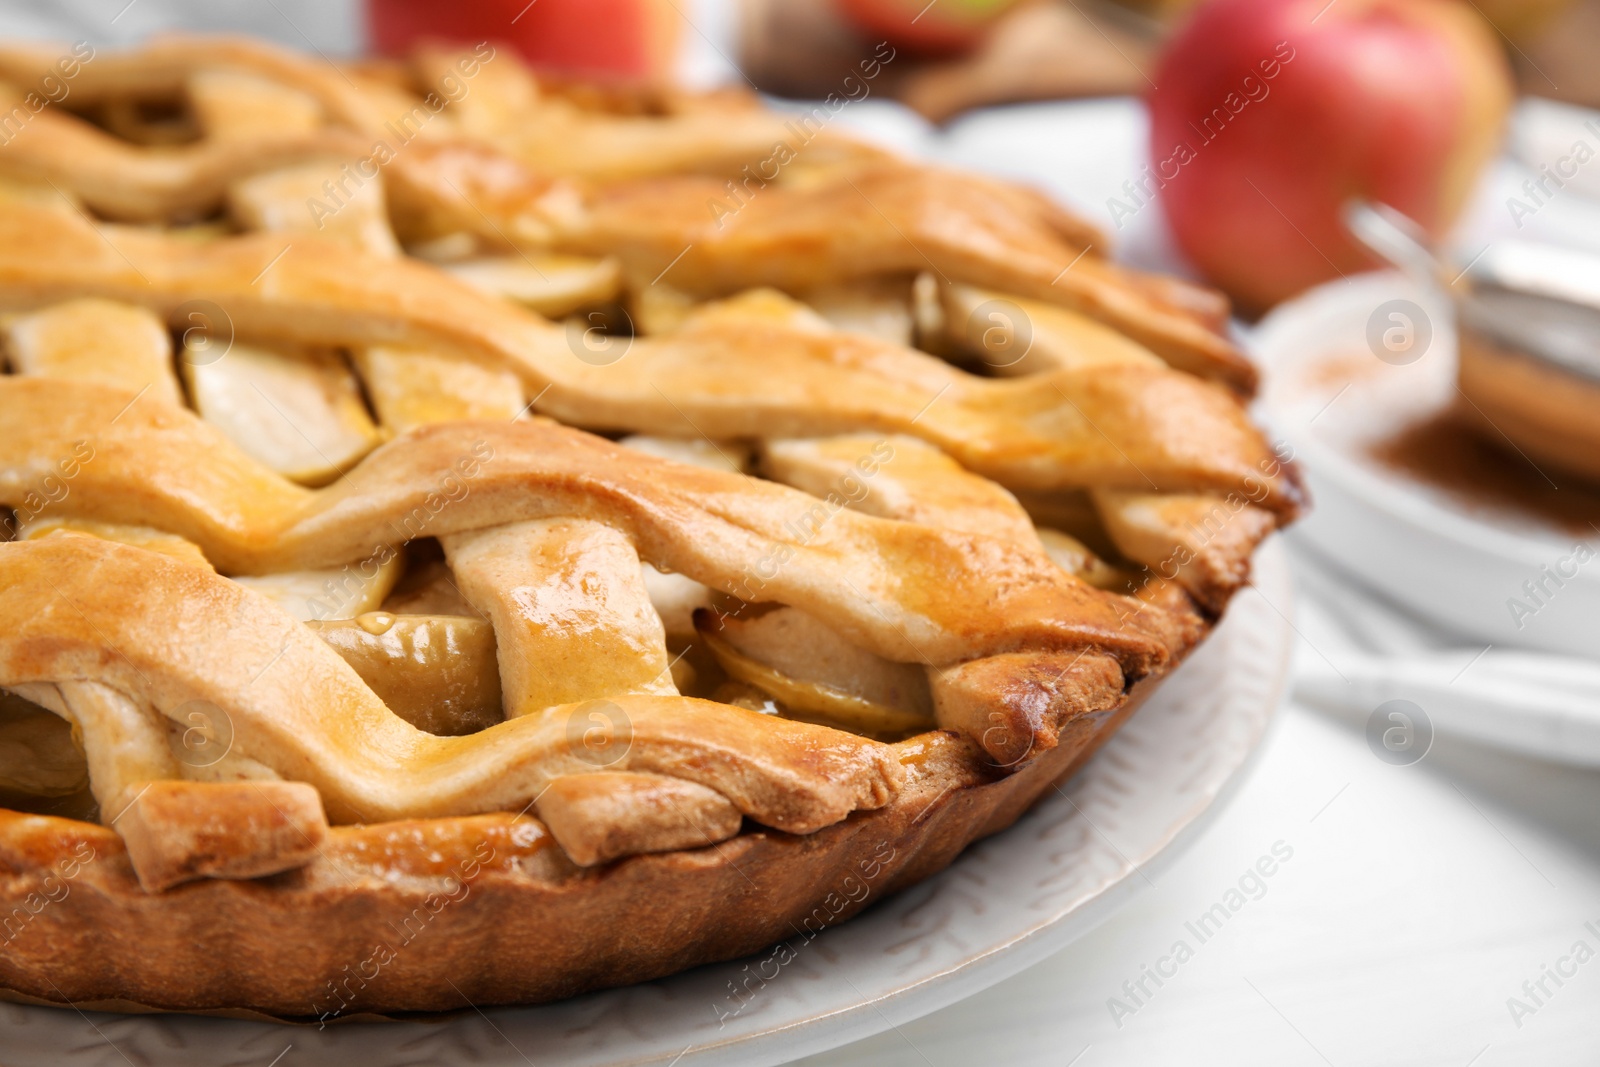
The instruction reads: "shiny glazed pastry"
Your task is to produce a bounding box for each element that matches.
[0,34,1301,1017]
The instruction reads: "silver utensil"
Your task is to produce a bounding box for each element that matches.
[1343,199,1600,385]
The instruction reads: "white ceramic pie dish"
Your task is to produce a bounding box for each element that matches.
[0,540,1293,1067]
[1252,271,1600,660]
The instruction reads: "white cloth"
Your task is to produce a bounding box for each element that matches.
[1288,538,1600,766]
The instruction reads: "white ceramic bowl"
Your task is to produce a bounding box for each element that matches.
[1253,271,1600,659]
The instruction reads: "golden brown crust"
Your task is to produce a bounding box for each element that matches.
[0,495,1212,1019]
[561,162,1258,393]
[929,651,1127,768]
[0,35,396,134]
[535,771,743,867]
[0,673,1161,1017]
[0,386,1186,671]
[113,780,328,892]
[0,36,1251,391]
[0,206,1299,513]
[0,537,907,836]
[1094,492,1280,614]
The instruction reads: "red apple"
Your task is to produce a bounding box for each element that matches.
[1146,0,1512,311]
[832,0,1023,56]
[367,0,681,79]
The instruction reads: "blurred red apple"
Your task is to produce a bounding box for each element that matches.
[368,0,681,79]
[833,0,1023,55]
[1145,0,1512,311]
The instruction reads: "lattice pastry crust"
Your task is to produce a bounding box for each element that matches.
[0,35,1300,1015]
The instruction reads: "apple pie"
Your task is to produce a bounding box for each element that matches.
[0,35,1300,1017]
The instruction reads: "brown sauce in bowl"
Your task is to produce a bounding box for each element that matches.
[1368,412,1600,539]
